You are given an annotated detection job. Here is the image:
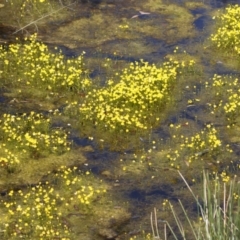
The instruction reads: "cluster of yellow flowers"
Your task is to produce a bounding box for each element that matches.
[0,34,91,94]
[129,233,152,240]
[79,59,192,135]
[1,166,106,239]
[211,5,240,55]
[119,24,129,29]
[0,144,20,169]
[167,125,230,167]
[21,0,47,5]
[6,0,47,7]
[55,166,107,207]
[182,125,222,161]
[2,182,70,239]
[0,111,70,159]
[220,171,230,183]
[207,74,240,124]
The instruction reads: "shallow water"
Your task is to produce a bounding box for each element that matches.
[1,0,240,239]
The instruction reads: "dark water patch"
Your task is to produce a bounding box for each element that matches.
[185,104,208,115]
[140,37,174,61]
[215,65,240,76]
[176,0,221,9]
[129,189,146,201]
[89,68,105,79]
[144,36,167,46]
[154,127,171,143]
[88,48,137,62]
[229,143,240,156]
[168,109,207,128]
[0,23,24,42]
[0,94,6,103]
[71,136,90,146]
[180,111,206,127]
[0,191,7,197]
[146,184,175,197]
[193,15,210,31]
[210,0,240,8]
[200,59,240,77]
[183,35,206,46]
[138,13,157,20]
[48,44,78,57]
[187,197,204,215]
[68,129,114,150]
[104,0,122,4]
[85,149,119,162]
[80,0,102,5]
[76,163,106,175]
[89,0,102,4]
[88,165,101,174]
[190,8,207,15]
[128,184,179,203]
[205,62,240,76]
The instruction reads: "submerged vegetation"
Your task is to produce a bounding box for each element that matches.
[0,1,240,240]
[166,124,233,168]
[0,111,70,153]
[206,74,240,125]
[1,0,75,34]
[1,166,107,239]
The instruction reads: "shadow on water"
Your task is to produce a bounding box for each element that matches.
[128,184,178,203]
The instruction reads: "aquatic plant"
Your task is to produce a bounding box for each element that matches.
[80,59,175,132]
[54,166,107,207]
[2,0,74,33]
[2,182,71,240]
[0,111,71,160]
[65,58,195,148]
[0,166,107,239]
[0,144,20,171]
[211,5,240,56]
[0,34,91,99]
[206,74,240,125]
[167,124,232,168]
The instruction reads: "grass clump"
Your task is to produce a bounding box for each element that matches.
[0,34,91,99]
[153,171,240,240]
[211,5,240,56]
